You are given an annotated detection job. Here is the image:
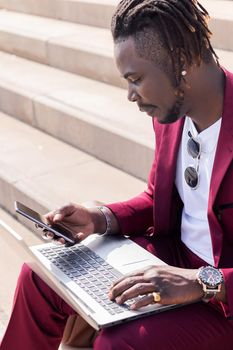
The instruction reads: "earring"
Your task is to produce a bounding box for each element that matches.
[181,70,187,77]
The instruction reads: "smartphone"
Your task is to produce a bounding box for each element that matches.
[14,201,75,245]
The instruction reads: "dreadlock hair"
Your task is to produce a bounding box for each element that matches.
[111,0,219,89]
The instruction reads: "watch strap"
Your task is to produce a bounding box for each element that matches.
[202,291,217,303]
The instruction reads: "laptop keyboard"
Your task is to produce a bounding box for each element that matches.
[39,244,136,315]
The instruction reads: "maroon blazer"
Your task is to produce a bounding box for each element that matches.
[108,68,233,318]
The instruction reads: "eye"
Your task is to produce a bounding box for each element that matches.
[129,76,141,85]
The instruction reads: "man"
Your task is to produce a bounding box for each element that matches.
[1,0,233,349]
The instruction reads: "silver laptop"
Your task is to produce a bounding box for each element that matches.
[1,214,179,330]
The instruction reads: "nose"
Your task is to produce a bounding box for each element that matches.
[127,84,138,102]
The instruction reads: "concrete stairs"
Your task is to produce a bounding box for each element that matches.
[0,51,154,181]
[0,0,232,348]
[0,1,232,183]
[0,111,146,220]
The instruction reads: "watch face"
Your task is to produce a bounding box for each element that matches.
[199,266,223,287]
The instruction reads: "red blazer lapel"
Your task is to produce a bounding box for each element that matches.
[153,118,184,233]
[209,69,233,265]
[153,69,233,248]
[210,69,233,205]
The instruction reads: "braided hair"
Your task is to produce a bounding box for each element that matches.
[111,0,218,88]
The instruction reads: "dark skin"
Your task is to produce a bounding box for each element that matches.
[114,37,225,132]
[42,35,226,309]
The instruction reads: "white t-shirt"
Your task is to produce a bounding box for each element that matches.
[175,117,222,265]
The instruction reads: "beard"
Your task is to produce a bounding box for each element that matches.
[159,94,184,124]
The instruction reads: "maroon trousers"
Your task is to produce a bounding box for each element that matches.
[1,236,233,350]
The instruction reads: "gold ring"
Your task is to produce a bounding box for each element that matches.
[152,292,161,303]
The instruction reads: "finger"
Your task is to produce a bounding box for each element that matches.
[45,208,64,223]
[113,283,155,304]
[46,231,54,239]
[45,203,77,223]
[110,268,148,289]
[35,223,43,230]
[53,239,64,246]
[35,224,55,241]
[41,231,54,241]
[130,293,156,310]
[56,238,66,245]
[109,276,148,300]
[53,212,66,223]
[52,235,66,245]
[74,231,89,242]
[45,210,64,224]
[109,276,140,299]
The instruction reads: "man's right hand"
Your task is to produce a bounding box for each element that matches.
[42,203,107,245]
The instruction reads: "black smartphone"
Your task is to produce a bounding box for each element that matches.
[14,201,75,245]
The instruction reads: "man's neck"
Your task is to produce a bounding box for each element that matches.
[185,61,225,133]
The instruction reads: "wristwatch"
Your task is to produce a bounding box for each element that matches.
[197,266,224,302]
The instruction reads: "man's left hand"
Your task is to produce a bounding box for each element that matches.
[108,265,203,310]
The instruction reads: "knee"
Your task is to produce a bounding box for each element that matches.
[18,263,33,285]
[16,263,37,297]
[94,327,132,350]
[94,328,118,350]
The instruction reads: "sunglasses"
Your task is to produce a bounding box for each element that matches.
[184,131,201,189]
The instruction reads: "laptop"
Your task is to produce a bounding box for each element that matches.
[1,212,180,330]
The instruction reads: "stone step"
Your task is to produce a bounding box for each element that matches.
[0,1,232,51]
[205,0,233,51]
[0,0,117,28]
[0,50,154,181]
[0,6,232,89]
[0,112,144,342]
[0,10,124,88]
[0,112,116,347]
[216,48,233,69]
[0,111,146,228]
[0,47,232,181]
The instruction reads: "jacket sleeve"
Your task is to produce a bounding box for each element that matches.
[219,268,233,319]
[106,155,156,235]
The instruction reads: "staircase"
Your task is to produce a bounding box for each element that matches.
[0,0,232,224]
[0,0,232,347]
